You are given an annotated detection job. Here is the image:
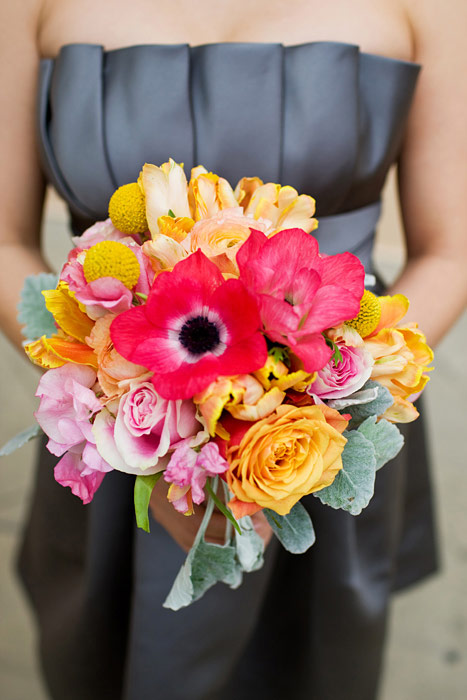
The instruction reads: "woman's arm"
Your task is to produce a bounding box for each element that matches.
[393,0,467,347]
[0,0,50,352]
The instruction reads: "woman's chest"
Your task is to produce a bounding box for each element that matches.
[38,0,413,62]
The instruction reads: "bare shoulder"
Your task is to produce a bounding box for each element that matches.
[404,0,467,63]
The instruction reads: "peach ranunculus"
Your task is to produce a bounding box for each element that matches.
[226,404,348,518]
[364,323,434,422]
[87,314,152,400]
[182,207,270,275]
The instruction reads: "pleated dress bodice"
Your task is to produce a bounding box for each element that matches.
[37,41,420,261]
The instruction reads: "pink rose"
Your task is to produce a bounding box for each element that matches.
[308,330,374,399]
[92,382,205,473]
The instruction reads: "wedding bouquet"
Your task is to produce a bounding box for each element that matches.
[2,159,434,609]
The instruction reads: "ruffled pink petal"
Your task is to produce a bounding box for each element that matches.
[317,252,365,298]
[288,333,334,373]
[297,285,362,334]
[54,449,106,505]
[197,442,229,476]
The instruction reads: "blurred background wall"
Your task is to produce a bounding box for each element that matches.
[0,171,466,699]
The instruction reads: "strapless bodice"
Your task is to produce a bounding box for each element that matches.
[37,41,420,259]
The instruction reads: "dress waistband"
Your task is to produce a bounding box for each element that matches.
[313,200,382,273]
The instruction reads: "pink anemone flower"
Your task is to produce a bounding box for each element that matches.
[110,250,268,400]
[236,228,365,372]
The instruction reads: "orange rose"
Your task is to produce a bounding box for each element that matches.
[227,404,348,517]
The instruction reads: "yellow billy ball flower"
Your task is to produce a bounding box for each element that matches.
[346,289,382,338]
[83,241,140,289]
[108,182,148,234]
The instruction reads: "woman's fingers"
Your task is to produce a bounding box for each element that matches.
[150,479,273,552]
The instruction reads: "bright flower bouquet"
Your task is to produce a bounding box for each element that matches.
[2,159,434,609]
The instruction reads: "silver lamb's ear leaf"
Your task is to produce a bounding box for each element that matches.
[327,386,379,410]
[315,430,376,515]
[17,273,60,340]
[264,502,316,554]
[357,416,405,470]
[235,516,265,572]
[344,380,394,428]
[0,424,42,457]
[162,551,195,610]
[163,482,243,611]
[163,540,242,611]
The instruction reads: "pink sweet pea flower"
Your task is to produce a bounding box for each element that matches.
[71,218,129,248]
[110,250,268,399]
[92,382,206,474]
[164,442,229,514]
[35,364,113,503]
[35,364,102,454]
[236,228,365,372]
[54,442,111,505]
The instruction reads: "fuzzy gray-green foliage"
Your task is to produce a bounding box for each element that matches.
[17,273,59,340]
[315,430,376,515]
[264,502,316,553]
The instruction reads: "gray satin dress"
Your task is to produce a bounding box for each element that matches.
[18,42,438,700]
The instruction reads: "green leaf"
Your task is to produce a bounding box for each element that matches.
[0,424,42,457]
[17,273,59,340]
[205,479,241,535]
[168,209,176,218]
[134,472,163,532]
[163,487,243,610]
[235,516,265,572]
[357,416,404,470]
[163,539,243,611]
[344,380,394,428]
[264,502,316,553]
[315,430,376,515]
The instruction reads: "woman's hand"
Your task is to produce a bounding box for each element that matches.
[149,479,273,553]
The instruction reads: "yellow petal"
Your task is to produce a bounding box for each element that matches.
[24,336,66,368]
[42,336,98,369]
[371,294,409,335]
[43,282,94,342]
[157,215,194,242]
[274,194,318,234]
[227,387,285,421]
[382,396,419,423]
[234,176,263,208]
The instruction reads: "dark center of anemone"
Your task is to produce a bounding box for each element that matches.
[179,316,221,355]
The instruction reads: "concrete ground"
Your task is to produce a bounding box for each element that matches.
[0,178,466,699]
